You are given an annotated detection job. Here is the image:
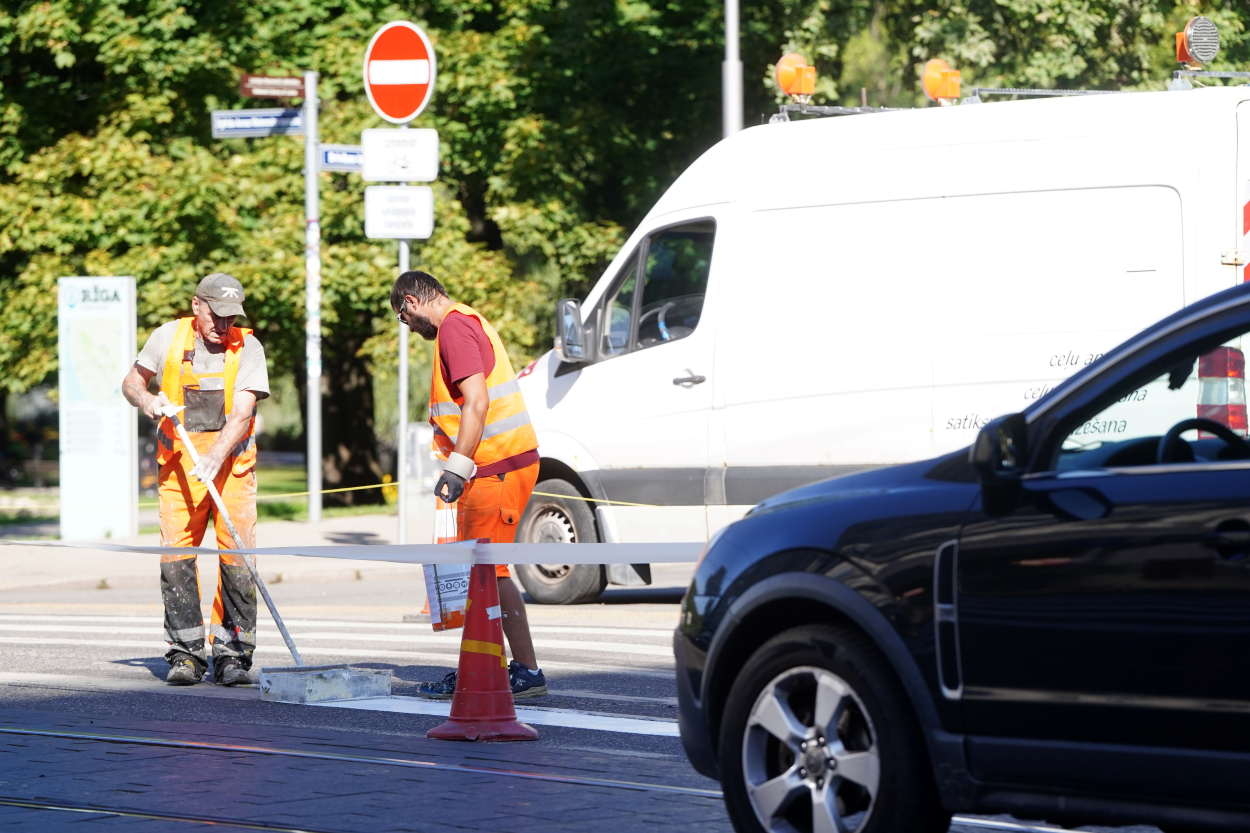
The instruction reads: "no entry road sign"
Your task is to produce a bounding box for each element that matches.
[240,75,305,99]
[363,21,437,124]
[212,109,302,138]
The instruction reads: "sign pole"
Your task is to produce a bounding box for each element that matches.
[723,0,742,137]
[304,69,323,524]
[397,121,411,545]
[397,239,410,544]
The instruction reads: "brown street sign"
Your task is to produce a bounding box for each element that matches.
[240,74,305,99]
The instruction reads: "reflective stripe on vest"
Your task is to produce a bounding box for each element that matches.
[157,318,257,475]
[428,304,538,466]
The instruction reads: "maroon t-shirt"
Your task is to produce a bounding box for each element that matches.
[437,311,539,478]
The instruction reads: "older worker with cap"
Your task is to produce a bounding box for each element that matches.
[121,273,269,686]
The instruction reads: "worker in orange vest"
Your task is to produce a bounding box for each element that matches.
[392,270,548,699]
[121,273,269,687]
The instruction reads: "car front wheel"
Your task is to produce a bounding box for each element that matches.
[719,625,949,833]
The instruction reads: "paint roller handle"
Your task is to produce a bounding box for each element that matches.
[164,413,305,667]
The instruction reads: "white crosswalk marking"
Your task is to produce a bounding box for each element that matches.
[0,610,682,733]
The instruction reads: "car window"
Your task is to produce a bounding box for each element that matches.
[1054,335,1249,471]
[600,251,638,358]
[635,222,715,351]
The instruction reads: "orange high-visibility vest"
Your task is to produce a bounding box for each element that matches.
[429,304,538,467]
[157,317,257,475]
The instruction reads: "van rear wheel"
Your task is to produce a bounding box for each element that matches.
[514,479,607,605]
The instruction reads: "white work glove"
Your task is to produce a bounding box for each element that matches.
[436,452,477,503]
[143,391,172,421]
[189,448,225,484]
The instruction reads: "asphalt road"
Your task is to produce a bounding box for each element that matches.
[0,519,1163,833]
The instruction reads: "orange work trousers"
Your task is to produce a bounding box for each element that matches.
[451,462,539,578]
[158,431,257,669]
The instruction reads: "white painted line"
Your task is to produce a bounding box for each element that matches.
[950,817,1073,833]
[0,615,677,638]
[368,59,430,85]
[551,689,678,707]
[0,625,672,657]
[0,637,676,675]
[313,696,680,737]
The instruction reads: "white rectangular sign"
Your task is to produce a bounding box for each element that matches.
[362,128,438,182]
[365,186,434,240]
[58,277,137,540]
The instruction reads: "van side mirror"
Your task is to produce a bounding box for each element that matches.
[554,298,587,364]
[970,413,1027,515]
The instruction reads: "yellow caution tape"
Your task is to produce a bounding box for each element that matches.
[461,638,508,668]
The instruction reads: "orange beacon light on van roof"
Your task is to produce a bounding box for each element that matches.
[922,59,961,104]
[776,53,816,99]
[1176,16,1220,69]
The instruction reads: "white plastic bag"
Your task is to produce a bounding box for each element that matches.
[423,498,471,631]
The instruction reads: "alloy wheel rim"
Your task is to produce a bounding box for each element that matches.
[742,665,880,833]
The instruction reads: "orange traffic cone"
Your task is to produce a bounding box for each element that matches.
[427,564,538,742]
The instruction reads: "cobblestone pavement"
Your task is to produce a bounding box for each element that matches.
[0,707,728,832]
[0,513,1164,833]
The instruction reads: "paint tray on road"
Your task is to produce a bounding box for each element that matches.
[259,664,392,705]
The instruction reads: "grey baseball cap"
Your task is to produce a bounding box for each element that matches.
[196,272,247,318]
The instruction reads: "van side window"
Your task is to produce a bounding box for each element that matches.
[636,221,715,350]
[601,251,638,358]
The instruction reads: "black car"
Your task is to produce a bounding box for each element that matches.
[677,283,1250,833]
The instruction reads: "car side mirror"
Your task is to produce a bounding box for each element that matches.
[970,413,1027,515]
[554,298,587,364]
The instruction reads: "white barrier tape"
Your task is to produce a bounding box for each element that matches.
[0,540,704,566]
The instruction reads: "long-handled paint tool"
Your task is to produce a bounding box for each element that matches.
[159,401,389,704]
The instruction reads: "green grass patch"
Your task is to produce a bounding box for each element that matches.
[254,464,393,521]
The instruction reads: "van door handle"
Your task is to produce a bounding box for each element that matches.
[673,374,706,386]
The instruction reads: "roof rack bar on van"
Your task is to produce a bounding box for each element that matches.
[966,87,1118,99]
[1173,70,1250,80]
[769,103,899,123]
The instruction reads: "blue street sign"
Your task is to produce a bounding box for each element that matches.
[211,109,303,139]
[320,144,364,173]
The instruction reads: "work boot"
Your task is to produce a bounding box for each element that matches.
[216,659,251,687]
[166,656,203,686]
[509,661,548,699]
[417,670,457,700]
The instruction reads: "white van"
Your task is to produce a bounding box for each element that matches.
[511,84,1250,603]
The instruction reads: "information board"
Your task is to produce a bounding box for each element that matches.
[364,186,434,239]
[58,277,137,540]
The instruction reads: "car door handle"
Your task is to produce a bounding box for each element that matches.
[1200,529,1250,556]
[672,374,706,386]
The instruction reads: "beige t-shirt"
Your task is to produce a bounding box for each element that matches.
[136,321,270,400]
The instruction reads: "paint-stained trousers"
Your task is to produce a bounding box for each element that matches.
[159,431,258,671]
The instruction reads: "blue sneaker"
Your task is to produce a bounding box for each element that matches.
[509,661,548,699]
[417,670,457,700]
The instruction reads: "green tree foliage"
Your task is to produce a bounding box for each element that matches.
[0,0,1247,499]
[0,0,728,499]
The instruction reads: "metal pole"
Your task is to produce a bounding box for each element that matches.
[722,0,743,137]
[397,240,410,544]
[304,70,322,524]
[396,122,411,545]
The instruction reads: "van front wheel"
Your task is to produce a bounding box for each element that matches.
[514,479,607,605]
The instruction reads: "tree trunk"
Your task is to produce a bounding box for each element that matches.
[318,325,385,507]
